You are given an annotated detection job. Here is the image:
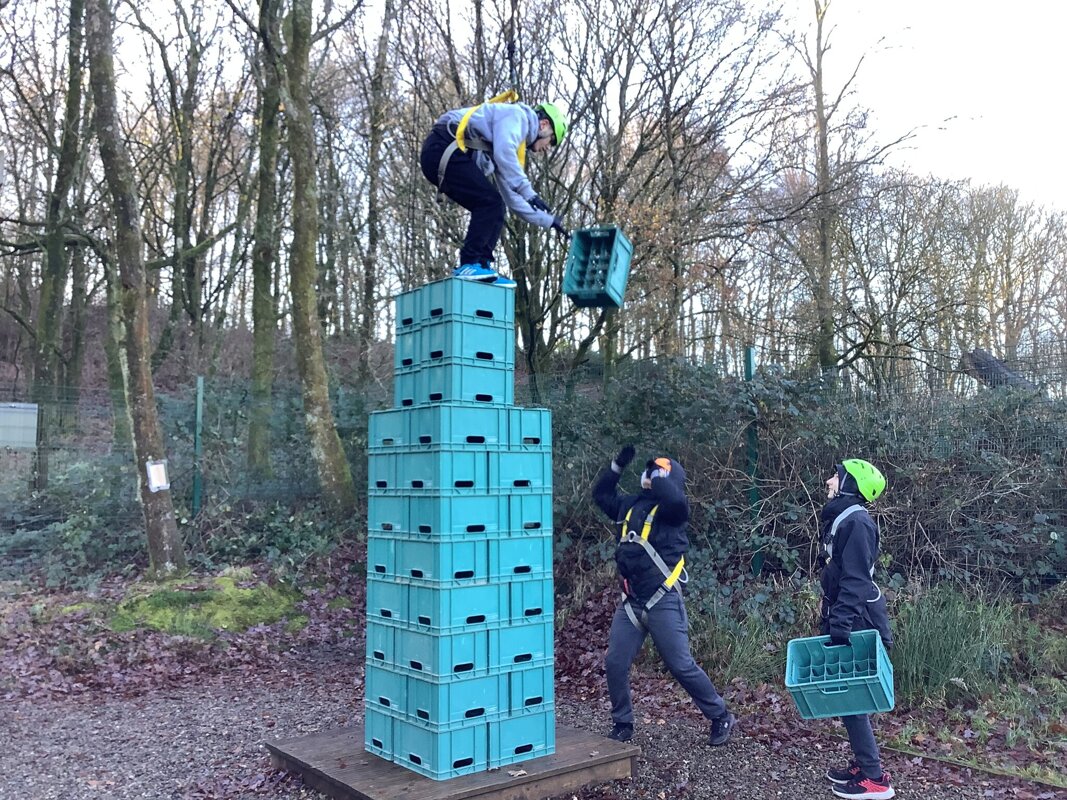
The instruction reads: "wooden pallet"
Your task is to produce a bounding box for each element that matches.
[266,722,639,800]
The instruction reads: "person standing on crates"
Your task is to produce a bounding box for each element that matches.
[592,444,737,746]
[820,459,896,800]
[419,95,570,288]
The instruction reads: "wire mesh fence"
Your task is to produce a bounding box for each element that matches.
[1,341,1066,589]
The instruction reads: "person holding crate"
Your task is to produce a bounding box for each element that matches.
[820,459,895,799]
[419,96,570,288]
[592,444,737,747]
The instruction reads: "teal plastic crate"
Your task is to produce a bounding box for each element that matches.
[488,709,555,768]
[366,577,406,622]
[394,535,489,582]
[363,706,394,757]
[408,582,508,629]
[489,620,554,668]
[562,226,633,308]
[368,494,407,533]
[407,494,508,536]
[509,493,553,532]
[365,664,506,725]
[365,620,395,664]
[396,277,514,330]
[394,624,490,677]
[365,662,408,712]
[369,449,489,492]
[396,317,515,371]
[407,404,509,448]
[378,620,552,677]
[371,618,550,678]
[508,664,554,713]
[408,671,508,725]
[489,451,552,490]
[383,405,551,450]
[508,408,552,448]
[488,534,553,579]
[510,577,554,622]
[368,409,409,449]
[395,362,513,407]
[390,715,489,780]
[785,631,894,719]
[367,535,395,576]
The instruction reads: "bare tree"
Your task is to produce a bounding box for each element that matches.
[247,0,282,479]
[85,0,186,575]
[278,0,356,514]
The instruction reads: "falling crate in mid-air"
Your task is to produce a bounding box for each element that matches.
[562,225,633,308]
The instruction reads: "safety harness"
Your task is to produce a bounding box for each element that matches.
[618,504,688,632]
[435,89,525,198]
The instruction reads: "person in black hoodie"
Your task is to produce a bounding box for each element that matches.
[820,459,896,800]
[592,444,736,746]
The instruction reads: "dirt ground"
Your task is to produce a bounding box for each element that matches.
[1,647,1059,800]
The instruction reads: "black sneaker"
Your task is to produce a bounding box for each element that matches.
[708,711,736,746]
[607,723,633,742]
[831,772,895,799]
[825,761,862,784]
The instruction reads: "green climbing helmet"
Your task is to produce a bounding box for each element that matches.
[842,458,886,502]
[534,102,568,146]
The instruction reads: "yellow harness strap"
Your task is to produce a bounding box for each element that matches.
[620,505,686,590]
[454,89,526,168]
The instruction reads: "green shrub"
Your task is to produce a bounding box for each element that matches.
[892,584,1014,704]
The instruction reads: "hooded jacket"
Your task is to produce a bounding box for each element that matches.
[433,103,554,228]
[593,458,689,604]
[819,489,893,649]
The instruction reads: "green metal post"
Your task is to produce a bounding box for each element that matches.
[193,375,204,516]
[745,346,762,575]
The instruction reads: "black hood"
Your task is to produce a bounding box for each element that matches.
[641,457,686,492]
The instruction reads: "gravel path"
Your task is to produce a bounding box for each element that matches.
[0,651,1056,800]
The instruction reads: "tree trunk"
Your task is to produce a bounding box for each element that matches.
[32,0,85,490]
[282,0,356,515]
[359,0,396,382]
[102,251,133,450]
[812,0,837,374]
[86,0,187,576]
[247,0,282,479]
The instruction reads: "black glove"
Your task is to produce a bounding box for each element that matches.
[551,216,570,239]
[529,195,551,213]
[612,444,636,474]
[825,634,851,648]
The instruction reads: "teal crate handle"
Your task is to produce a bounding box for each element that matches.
[819,685,850,695]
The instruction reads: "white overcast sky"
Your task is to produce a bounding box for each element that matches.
[808,0,1067,211]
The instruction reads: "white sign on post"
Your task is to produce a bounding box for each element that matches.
[146,459,170,493]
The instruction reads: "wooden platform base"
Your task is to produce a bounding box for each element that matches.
[266,722,640,800]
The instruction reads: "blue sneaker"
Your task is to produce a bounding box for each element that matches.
[492,274,516,288]
[453,264,498,282]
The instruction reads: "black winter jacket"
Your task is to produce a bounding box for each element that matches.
[592,458,689,604]
[819,495,893,649]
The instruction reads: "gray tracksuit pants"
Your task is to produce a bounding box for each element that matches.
[604,589,727,725]
[843,713,882,778]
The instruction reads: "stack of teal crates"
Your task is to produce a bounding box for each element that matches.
[364,278,556,780]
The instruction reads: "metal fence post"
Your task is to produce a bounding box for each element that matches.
[745,346,762,575]
[193,375,204,516]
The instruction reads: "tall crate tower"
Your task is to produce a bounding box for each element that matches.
[365,279,556,780]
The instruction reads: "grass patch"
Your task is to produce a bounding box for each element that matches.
[111,575,302,639]
[689,608,782,685]
[892,583,1013,704]
[887,583,1067,788]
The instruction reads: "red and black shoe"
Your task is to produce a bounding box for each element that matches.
[831,771,895,799]
[825,760,862,784]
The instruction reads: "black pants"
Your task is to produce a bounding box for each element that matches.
[420,125,505,268]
